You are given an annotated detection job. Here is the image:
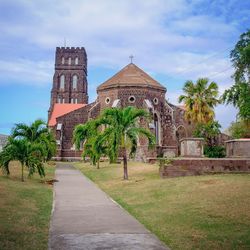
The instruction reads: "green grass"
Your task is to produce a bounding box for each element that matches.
[0,161,56,250]
[75,161,250,250]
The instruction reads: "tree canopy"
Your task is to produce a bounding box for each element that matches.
[223,30,250,127]
[178,78,220,124]
[11,119,56,161]
[0,138,45,181]
[74,107,155,179]
[0,119,56,181]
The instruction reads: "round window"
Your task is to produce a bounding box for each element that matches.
[153,98,158,105]
[105,97,110,104]
[128,96,136,103]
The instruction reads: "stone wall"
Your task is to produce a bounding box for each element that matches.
[49,47,88,120]
[0,134,8,152]
[226,139,250,157]
[97,85,180,152]
[159,158,250,178]
[54,104,93,158]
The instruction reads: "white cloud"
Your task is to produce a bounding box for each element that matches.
[0,59,53,86]
[0,0,244,126]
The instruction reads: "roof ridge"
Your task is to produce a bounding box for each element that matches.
[97,63,166,91]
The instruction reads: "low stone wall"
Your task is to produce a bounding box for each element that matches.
[159,158,250,178]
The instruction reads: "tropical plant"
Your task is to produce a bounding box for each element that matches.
[204,145,226,158]
[193,121,221,147]
[73,119,106,168]
[228,120,250,138]
[222,30,250,124]
[230,29,250,82]
[12,119,48,142]
[11,119,56,161]
[193,121,225,158]
[0,138,45,181]
[98,107,155,180]
[178,78,220,124]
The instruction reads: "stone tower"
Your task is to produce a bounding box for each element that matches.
[48,47,88,117]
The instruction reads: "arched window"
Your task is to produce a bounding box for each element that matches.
[61,57,65,64]
[75,57,78,65]
[72,75,78,90]
[154,113,160,145]
[60,75,65,89]
[68,57,71,65]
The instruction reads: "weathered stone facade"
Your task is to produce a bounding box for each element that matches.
[49,47,88,119]
[48,47,193,161]
[0,134,8,152]
[180,138,204,157]
[226,139,250,158]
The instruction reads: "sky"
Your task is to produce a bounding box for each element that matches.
[0,0,249,135]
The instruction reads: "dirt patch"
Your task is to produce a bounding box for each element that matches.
[41,179,58,185]
[199,179,220,185]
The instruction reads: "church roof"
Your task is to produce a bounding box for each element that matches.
[48,103,86,126]
[97,63,166,91]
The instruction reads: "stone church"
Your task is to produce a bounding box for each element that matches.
[48,47,192,161]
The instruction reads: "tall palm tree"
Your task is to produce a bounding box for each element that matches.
[12,119,56,161]
[0,138,45,181]
[178,78,220,124]
[73,119,105,168]
[98,107,155,180]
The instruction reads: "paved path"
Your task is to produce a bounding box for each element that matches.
[49,163,169,250]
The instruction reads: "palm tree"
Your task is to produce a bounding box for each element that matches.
[98,107,155,180]
[0,138,45,181]
[82,135,107,169]
[11,119,56,161]
[178,78,220,124]
[12,119,48,142]
[73,119,105,168]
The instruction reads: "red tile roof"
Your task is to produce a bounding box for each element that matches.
[48,103,86,126]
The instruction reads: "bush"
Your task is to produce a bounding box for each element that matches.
[204,145,226,158]
[228,120,250,138]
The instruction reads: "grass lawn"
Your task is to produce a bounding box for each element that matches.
[0,161,55,250]
[75,161,250,250]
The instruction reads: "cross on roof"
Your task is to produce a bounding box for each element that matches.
[129,55,134,63]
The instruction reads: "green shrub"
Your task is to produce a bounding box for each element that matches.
[158,158,173,167]
[204,145,226,158]
[228,120,250,138]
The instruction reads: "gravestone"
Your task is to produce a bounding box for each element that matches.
[180,138,204,157]
[225,139,250,158]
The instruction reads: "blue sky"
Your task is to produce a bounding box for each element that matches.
[0,0,249,134]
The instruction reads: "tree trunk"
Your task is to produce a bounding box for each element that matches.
[21,163,24,182]
[97,160,100,169]
[123,147,128,180]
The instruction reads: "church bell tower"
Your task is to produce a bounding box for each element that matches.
[48,47,88,117]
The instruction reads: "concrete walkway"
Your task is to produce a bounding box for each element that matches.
[49,163,169,250]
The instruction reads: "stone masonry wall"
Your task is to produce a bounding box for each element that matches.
[55,104,93,158]
[159,158,250,178]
